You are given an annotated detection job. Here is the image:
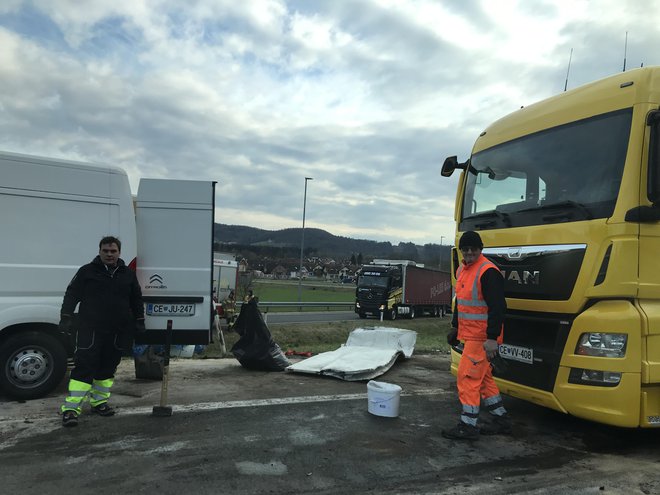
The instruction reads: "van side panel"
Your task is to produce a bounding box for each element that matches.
[0,152,136,317]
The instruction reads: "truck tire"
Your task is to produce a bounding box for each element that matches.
[389,308,397,320]
[358,312,367,319]
[410,307,416,319]
[0,331,68,400]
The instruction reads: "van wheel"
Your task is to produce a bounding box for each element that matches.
[0,331,68,400]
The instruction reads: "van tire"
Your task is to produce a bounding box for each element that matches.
[0,331,68,400]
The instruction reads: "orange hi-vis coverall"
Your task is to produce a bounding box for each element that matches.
[455,254,507,426]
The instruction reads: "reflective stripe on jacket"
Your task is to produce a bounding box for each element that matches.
[456,254,502,342]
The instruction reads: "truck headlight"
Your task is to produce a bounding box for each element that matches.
[575,332,627,358]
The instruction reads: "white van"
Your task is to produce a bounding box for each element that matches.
[0,151,214,399]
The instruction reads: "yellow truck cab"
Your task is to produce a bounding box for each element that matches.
[442,67,660,427]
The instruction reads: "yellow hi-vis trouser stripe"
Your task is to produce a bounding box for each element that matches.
[90,378,114,407]
[61,379,92,414]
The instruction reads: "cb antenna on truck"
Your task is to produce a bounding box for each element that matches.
[623,31,628,71]
[564,47,573,92]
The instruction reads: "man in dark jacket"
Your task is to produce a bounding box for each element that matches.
[60,236,145,427]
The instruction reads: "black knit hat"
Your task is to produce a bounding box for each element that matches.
[459,230,483,249]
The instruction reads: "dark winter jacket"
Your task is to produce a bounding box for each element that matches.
[61,256,144,333]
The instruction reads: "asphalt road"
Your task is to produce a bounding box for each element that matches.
[1,354,659,494]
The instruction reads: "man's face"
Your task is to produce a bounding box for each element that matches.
[460,246,481,265]
[99,243,120,266]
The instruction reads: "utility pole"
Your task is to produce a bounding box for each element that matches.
[298,177,313,303]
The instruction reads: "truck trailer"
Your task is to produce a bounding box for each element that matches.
[0,151,215,399]
[442,66,660,428]
[355,260,451,320]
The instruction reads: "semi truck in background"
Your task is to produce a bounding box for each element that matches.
[442,67,660,427]
[213,257,238,303]
[213,257,239,327]
[355,260,451,320]
[0,151,215,400]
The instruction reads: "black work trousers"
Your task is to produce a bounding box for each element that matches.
[69,328,132,384]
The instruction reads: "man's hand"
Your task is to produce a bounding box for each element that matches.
[135,319,146,333]
[483,339,499,361]
[58,316,73,334]
[447,328,459,346]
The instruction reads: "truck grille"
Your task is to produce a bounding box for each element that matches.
[356,288,385,310]
[496,310,572,391]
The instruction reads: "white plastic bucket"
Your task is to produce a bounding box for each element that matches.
[367,380,402,417]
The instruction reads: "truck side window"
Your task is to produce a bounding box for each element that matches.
[648,110,660,205]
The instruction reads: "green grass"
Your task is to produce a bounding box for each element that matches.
[252,279,355,302]
[200,316,453,358]
[246,279,356,312]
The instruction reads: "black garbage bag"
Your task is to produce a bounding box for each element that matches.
[231,298,291,371]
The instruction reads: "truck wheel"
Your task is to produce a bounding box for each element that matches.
[389,308,397,320]
[358,312,367,319]
[0,331,68,400]
[410,307,416,319]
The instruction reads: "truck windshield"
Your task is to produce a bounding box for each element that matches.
[460,108,632,230]
[358,275,389,288]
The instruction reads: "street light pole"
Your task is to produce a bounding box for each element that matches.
[298,177,313,303]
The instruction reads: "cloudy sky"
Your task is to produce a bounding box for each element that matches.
[2,1,660,245]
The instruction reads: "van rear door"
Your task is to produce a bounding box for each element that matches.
[134,179,215,345]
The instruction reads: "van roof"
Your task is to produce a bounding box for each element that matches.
[0,150,126,175]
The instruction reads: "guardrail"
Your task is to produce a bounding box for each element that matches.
[236,301,354,312]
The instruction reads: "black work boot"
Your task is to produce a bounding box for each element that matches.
[480,415,512,435]
[62,410,79,427]
[441,422,480,440]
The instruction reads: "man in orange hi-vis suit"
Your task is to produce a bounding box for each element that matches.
[442,230,512,440]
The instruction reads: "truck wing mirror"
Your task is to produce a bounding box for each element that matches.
[441,156,469,177]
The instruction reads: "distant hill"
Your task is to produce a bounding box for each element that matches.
[214,224,394,257]
[214,224,451,269]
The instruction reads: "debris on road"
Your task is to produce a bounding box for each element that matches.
[287,326,416,380]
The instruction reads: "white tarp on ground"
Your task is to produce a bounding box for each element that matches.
[286,327,417,381]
